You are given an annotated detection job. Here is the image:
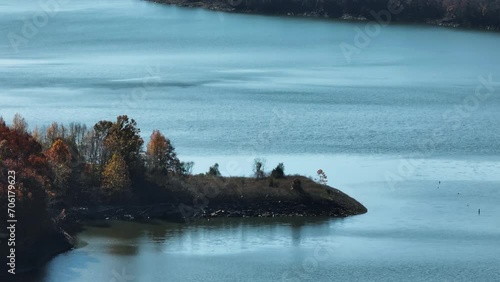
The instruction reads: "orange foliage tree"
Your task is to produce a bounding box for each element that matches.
[146,130,180,175]
[0,119,52,248]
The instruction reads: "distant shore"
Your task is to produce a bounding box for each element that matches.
[149,0,500,31]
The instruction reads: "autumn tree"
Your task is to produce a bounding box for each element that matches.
[0,121,52,261]
[146,130,180,175]
[104,116,144,173]
[46,139,71,164]
[64,122,90,167]
[32,126,42,144]
[87,120,113,166]
[45,139,72,195]
[101,153,131,201]
[68,122,88,148]
[46,122,63,146]
[12,113,28,133]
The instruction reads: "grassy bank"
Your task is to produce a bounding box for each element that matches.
[64,175,367,225]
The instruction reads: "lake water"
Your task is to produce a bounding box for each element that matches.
[1,0,500,281]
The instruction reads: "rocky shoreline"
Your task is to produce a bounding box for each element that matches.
[58,175,368,227]
[61,197,366,228]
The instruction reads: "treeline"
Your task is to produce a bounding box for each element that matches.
[0,114,197,268]
[0,114,195,209]
[160,0,500,30]
[0,114,293,219]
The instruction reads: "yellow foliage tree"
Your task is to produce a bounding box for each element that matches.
[102,153,131,199]
[45,139,72,194]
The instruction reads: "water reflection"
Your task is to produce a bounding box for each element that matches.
[10,217,340,282]
[107,244,139,256]
[76,216,340,257]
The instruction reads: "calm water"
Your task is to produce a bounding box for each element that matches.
[1,0,500,281]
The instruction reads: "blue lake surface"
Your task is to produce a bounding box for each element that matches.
[1,0,499,281]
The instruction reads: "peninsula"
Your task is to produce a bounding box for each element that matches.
[0,114,366,274]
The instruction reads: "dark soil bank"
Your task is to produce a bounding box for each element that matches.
[62,175,367,225]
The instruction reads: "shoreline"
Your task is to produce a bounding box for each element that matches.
[148,0,500,32]
[62,199,366,224]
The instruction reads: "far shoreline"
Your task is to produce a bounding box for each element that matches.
[148,0,500,33]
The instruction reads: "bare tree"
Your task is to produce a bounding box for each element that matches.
[253,158,266,180]
[12,113,28,133]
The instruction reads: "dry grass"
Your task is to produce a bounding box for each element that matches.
[179,174,367,215]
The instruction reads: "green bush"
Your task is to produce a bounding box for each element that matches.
[207,163,221,177]
[271,163,285,178]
